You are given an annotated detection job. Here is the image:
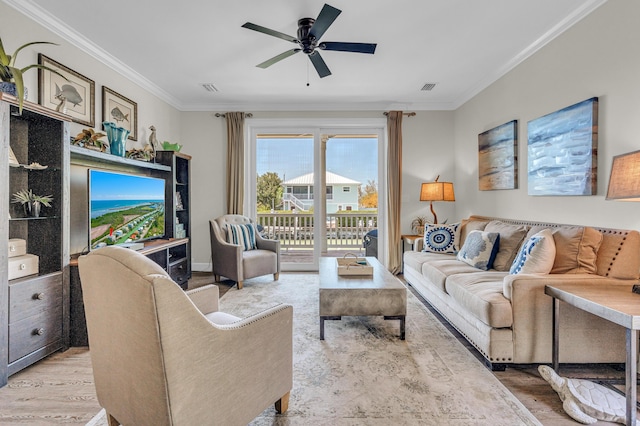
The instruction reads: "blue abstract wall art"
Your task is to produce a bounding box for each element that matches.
[527,97,598,196]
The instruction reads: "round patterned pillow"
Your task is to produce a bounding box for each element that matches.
[423,223,460,253]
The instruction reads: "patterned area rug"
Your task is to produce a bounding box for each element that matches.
[87,272,541,425]
[229,273,540,425]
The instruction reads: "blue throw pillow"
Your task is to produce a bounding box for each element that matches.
[509,229,556,274]
[423,223,460,254]
[456,230,500,270]
[227,223,257,251]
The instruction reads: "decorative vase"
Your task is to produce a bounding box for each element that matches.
[103,121,130,157]
[0,82,27,99]
[0,82,18,97]
[24,201,41,218]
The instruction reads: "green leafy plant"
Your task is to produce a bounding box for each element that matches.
[0,37,66,113]
[410,215,431,235]
[12,189,53,207]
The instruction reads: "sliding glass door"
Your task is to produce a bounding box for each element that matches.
[247,119,386,271]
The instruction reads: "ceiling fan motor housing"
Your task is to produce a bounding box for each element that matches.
[297,18,317,54]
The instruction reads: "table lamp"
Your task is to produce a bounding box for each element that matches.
[606,150,640,201]
[420,175,455,224]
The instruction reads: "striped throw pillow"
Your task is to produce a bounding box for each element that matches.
[227,223,257,251]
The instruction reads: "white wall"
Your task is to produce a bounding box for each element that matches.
[184,110,454,269]
[453,0,640,230]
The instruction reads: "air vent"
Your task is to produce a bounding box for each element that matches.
[421,83,437,91]
[201,83,219,92]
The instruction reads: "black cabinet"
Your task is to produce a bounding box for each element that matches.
[155,151,191,283]
[1,95,70,387]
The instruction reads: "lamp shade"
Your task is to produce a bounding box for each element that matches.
[606,150,640,201]
[420,181,455,202]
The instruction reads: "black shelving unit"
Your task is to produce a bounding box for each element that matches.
[1,94,70,387]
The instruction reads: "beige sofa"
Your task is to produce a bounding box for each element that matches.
[403,215,640,370]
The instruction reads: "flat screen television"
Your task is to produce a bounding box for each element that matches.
[88,169,166,250]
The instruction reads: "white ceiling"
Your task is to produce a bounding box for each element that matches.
[7,0,606,111]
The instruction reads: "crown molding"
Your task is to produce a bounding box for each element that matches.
[180,100,458,112]
[4,0,607,113]
[451,0,608,109]
[3,0,184,110]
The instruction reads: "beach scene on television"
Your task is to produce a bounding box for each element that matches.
[89,170,165,250]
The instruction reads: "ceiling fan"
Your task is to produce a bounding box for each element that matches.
[242,3,377,78]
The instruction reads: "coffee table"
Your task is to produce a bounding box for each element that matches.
[319,256,407,340]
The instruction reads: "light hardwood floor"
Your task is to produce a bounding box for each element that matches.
[0,272,634,425]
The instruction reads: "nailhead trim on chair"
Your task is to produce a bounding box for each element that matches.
[217,303,292,330]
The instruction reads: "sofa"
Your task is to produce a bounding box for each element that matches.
[403,215,640,370]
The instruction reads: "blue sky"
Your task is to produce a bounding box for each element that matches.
[256,137,378,185]
[90,170,165,200]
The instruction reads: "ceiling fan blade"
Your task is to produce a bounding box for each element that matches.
[256,49,301,69]
[242,22,298,43]
[308,51,331,78]
[320,42,377,54]
[309,4,341,41]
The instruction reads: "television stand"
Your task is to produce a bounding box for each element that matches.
[68,237,190,346]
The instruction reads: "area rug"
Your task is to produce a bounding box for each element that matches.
[87,272,541,425]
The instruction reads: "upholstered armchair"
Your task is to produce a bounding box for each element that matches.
[78,246,293,426]
[210,214,280,289]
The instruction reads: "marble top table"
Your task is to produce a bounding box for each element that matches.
[545,283,640,426]
[319,256,406,340]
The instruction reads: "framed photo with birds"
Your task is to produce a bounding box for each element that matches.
[38,54,95,127]
[102,86,137,141]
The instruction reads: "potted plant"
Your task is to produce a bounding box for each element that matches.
[12,189,53,218]
[0,37,66,113]
[410,215,430,235]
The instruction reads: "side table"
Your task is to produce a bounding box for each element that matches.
[545,283,640,426]
[401,234,422,273]
[401,234,423,255]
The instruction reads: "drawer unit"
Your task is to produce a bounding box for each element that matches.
[8,238,26,258]
[8,254,39,280]
[9,273,63,323]
[169,258,189,288]
[8,304,63,363]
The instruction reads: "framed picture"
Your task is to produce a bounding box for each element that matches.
[102,86,137,141]
[527,97,598,196]
[478,120,518,190]
[38,54,95,127]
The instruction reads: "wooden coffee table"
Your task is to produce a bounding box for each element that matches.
[319,256,407,340]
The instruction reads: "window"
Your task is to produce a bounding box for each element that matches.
[343,186,350,192]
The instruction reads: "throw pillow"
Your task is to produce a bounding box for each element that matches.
[551,226,602,274]
[227,223,257,251]
[483,221,529,271]
[509,229,556,274]
[423,223,460,254]
[456,230,500,270]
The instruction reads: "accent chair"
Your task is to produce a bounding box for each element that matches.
[78,245,293,425]
[210,214,280,289]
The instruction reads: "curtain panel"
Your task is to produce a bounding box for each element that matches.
[386,111,403,274]
[225,112,245,214]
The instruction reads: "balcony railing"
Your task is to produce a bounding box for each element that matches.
[257,212,377,249]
